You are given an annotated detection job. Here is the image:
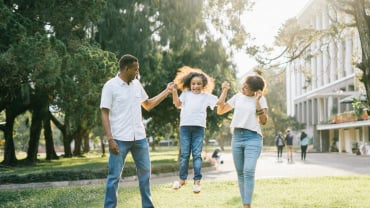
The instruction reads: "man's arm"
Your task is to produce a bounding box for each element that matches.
[101,108,119,154]
[142,82,174,111]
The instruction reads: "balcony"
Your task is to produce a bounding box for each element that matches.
[330,110,369,124]
[318,110,370,130]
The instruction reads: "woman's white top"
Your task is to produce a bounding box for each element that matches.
[227,93,268,136]
[179,90,218,128]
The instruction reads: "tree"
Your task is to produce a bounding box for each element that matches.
[0,31,64,164]
[333,0,370,106]
[257,1,370,108]
[96,0,250,139]
[53,44,116,157]
[1,0,256,165]
[0,0,115,164]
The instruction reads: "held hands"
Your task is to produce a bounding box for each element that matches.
[166,82,176,93]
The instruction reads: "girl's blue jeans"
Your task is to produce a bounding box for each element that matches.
[104,139,154,208]
[179,126,205,181]
[232,128,262,205]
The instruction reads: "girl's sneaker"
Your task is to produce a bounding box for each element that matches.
[172,181,181,189]
[192,184,201,193]
[172,180,186,190]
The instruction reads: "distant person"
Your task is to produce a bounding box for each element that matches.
[100,54,174,208]
[217,74,268,208]
[171,66,229,194]
[300,131,308,160]
[211,147,223,165]
[330,139,339,152]
[285,129,294,162]
[275,132,285,161]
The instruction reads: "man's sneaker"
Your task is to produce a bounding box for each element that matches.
[193,184,201,193]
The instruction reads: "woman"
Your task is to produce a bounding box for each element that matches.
[217,74,268,208]
[275,132,285,161]
[300,131,308,160]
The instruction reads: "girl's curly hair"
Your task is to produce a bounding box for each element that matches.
[173,66,215,93]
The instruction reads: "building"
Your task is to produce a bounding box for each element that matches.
[286,0,370,155]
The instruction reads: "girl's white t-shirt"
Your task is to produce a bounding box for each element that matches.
[227,93,268,136]
[179,90,218,128]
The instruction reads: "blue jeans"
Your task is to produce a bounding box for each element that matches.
[104,139,154,208]
[232,128,262,205]
[179,126,205,181]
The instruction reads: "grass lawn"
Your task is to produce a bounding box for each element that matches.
[1,175,370,208]
[0,147,217,184]
[0,148,183,177]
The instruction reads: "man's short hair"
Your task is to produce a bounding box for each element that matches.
[119,54,138,70]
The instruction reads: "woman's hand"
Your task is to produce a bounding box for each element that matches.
[254,90,262,100]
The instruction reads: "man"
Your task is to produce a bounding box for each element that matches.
[285,129,294,163]
[100,54,173,208]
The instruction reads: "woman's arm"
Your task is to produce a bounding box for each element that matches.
[217,81,232,115]
[257,108,268,125]
[255,91,268,125]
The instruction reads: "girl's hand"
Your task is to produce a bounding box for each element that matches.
[221,81,230,90]
[167,82,176,93]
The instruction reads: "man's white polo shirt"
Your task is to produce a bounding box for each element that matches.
[100,76,148,141]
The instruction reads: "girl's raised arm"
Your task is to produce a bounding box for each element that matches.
[172,84,182,108]
[217,81,232,115]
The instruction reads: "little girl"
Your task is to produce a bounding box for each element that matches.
[171,66,229,193]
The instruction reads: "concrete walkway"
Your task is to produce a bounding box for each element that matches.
[200,151,370,182]
[1,151,369,190]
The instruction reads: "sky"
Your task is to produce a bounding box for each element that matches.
[235,0,311,77]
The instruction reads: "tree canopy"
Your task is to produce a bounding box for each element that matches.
[0,0,255,166]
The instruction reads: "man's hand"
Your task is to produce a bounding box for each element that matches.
[108,139,119,155]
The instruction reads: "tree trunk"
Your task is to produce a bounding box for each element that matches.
[26,108,42,164]
[1,91,30,166]
[1,110,17,166]
[63,136,73,157]
[73,129,82,156]
[101,137,106,157]
[83,131,90,153]
[49,112,73,157]
[43,112,59,160]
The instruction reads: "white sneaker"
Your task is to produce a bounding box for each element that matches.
[172,181,181,190]
[193,184,201,193]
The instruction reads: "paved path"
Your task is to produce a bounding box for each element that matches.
[1,151,369,190]
[122,151,370,186]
